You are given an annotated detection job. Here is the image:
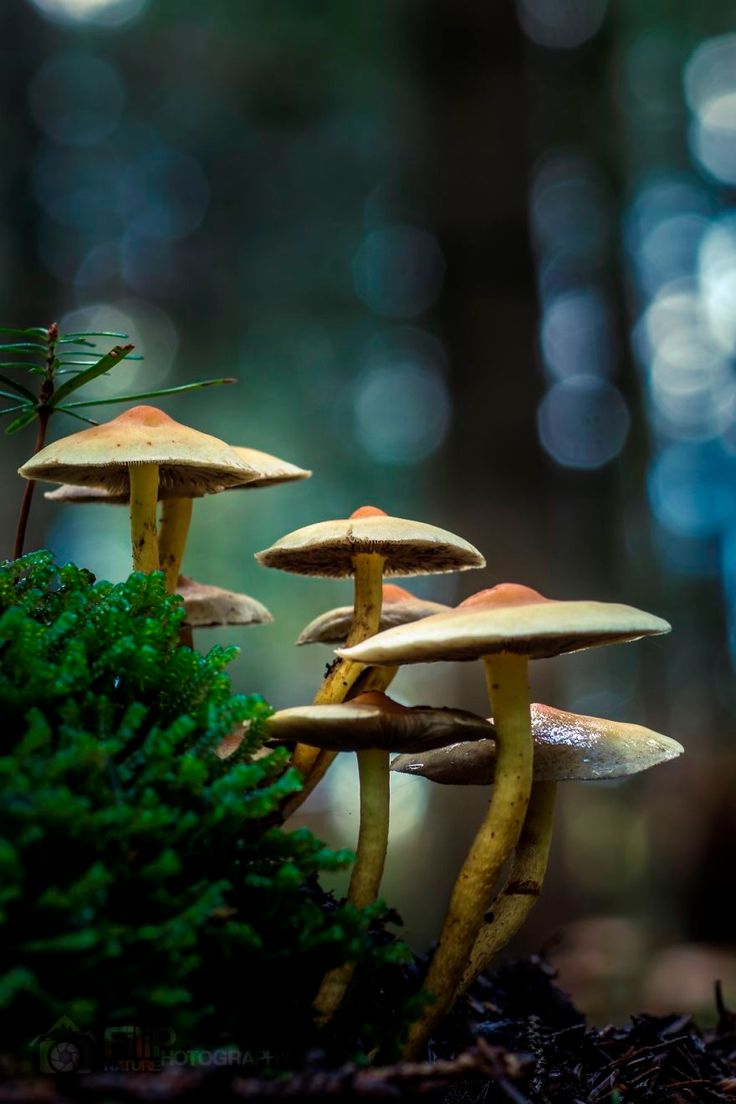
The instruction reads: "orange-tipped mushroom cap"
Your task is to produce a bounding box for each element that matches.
[177,576,273,628]
[296,583,451,646]
[19,405,257,496]
[255,506,485,579]
[391,703,684,783]
[338,583,671,665]
[261,690,492,752]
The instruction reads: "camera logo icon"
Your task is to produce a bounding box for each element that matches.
[33,1015,96,1074]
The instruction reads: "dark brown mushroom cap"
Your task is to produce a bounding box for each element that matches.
[391,702,684,783]
[255,506,485,579]
[19,405,257,496]
[177,576,273,628]
[338,583,671,665]
[296,583,451,646]
[262,690,493,752]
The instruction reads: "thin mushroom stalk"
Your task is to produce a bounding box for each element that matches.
[289,551,386,788]
[281,661,397,820]
[312,745,390,1023]
[158,497,193,593]
[403,652,534,1059]
[457,780,556,998]
[129,463,160,573]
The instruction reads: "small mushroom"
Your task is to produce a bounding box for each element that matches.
[390,703,683,783]
[392,706,682,999]
[20,405,255,577]
[261,691,491,1023]
[338,584,671,1058]
[41,441,308,591]
[296,584,450,647]
[177,576,273,629]
[256,507,484,815]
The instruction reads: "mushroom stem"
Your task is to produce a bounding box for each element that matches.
[158,497,193,593]
[128,463,160,574]
[281,665,397,820]
[403,651,533,1059]
[290,553,386,783]
[312,746,390,1023]
[456,780,556,998]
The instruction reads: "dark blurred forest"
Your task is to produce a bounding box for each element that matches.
[1,0,735,1021]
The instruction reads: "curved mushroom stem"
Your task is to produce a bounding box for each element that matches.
[312,746,390,1023]
[129,463,160,574]
[282,663,398,821]
[289,553,386,785]
[158,497,193,594]
[403,651,533,1060]
[455,780,556,998]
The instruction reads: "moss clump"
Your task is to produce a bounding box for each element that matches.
[0,552,411,1068]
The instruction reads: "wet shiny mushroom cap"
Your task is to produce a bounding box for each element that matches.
[20,405,257,497]
[338,583,671,665]
[261,690,493,752]
[177,576,273,628]
[296,583,451,646]
[391,702,684,783]
[255,506,485,579]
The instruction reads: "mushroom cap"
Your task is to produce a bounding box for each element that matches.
[263,690,493,752]
[44,484,128,505]
[19,405,257,497]
[391,702,684,783]
[177,576,273,628]
[255,506,485,579]
[296,583,451,646]
[337,583,671,665]
[229,447,311,489]
[43,444,311,504]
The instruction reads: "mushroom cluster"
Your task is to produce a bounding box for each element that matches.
[18,405,681,1059]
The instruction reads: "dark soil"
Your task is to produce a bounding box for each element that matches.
[2,956,734,1103]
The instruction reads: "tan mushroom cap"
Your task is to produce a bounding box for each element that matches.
[19,405,257,497]
[230,447,311,488]
[338,583,671,665]
[177,576,273,628]
[391,702,684,783]
[255,506,485,579]
[44,484,128,505]
[261,690,493,752]
[296,583,451,646]
[43,446,309,504]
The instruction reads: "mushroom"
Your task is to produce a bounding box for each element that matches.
[256,507,484,815]
[391,705,683,999]
[296,583,450,646]
[42,443,309,591]
[337,584,671,1057]
[390,703,683,783]
[261,691,492,1022]
[177,576,273,628]
[20,405,255,577]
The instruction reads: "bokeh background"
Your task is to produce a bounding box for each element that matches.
[2,0,735,1024]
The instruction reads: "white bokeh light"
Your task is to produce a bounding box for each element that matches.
[28,0,148,27]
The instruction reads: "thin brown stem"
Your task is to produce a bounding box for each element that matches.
[14,408,50,559]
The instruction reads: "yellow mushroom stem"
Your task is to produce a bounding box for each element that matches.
[158,497,193,594]
[403,651,534,1060]
[128,463,160,574]
[281,660,398,821]
[456,780,556,998]
[313,746,390,1023]
[289,552,385,787]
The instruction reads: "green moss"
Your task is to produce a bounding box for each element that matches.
[0,552,412,1067]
